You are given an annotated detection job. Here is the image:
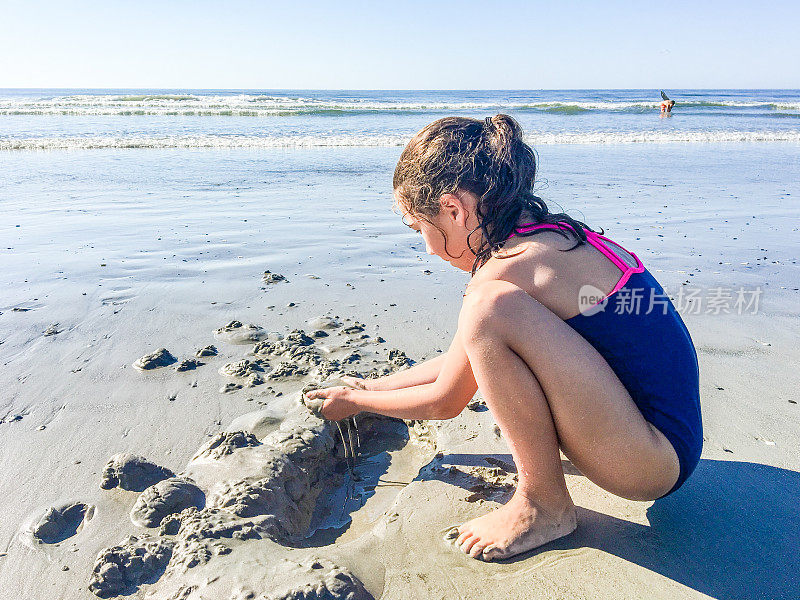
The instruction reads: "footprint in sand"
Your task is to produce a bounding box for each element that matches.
[20,501,95,547]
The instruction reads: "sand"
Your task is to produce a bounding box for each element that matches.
[0,144,798,599]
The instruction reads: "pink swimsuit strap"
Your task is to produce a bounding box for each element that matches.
[510,222,645,298]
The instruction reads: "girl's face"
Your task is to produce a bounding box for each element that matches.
[397,190,478,272]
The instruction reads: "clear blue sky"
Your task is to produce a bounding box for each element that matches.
[2,0,798,89]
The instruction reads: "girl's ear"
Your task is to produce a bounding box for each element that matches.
[439,192,468,227]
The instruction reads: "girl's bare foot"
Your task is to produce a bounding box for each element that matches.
[453,492,577,561]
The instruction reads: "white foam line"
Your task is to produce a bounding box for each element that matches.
[2,130,800,151]
[1,95,798,116]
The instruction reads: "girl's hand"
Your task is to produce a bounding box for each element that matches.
[304,386,359,421]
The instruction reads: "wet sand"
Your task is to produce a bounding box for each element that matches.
[0,144,798,599]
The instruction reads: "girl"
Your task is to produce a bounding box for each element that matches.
[306,114,702,562]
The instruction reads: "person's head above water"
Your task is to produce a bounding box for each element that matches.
[393,114,591,273]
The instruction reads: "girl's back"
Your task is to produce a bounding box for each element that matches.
[470,228,638,320]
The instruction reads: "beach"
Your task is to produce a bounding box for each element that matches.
[1,90,799,599]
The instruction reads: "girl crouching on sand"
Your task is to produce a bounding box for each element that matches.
[306,115,702,561]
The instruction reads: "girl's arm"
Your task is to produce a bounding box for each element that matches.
[308,328,478,420]
[350,353,448,391]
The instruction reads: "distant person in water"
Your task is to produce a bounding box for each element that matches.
[660,90,675,115]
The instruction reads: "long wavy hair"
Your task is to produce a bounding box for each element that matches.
[393,114,594,273]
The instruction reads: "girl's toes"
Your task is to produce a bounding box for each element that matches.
[481,544,501,562]
[460,534,480,554]
[456,529,473,547]
[469,542,488,559]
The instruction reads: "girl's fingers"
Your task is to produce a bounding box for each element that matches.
[341,376,366,390]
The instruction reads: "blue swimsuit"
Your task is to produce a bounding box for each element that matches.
[513,223,703,496]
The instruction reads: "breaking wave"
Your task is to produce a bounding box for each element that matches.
[2,94,799,117]
[4,130,800,151]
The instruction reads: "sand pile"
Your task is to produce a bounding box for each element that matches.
[17,315,436,599]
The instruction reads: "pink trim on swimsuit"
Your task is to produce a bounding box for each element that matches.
[509,222,645,304]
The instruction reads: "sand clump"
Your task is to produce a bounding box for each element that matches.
[215,321,269,344]
[254,557,372,600]
[205,458,313,537]
[219,359,268,378]
[262,270,287,284]
[90,408,406,595]
[196,345,219,357]
[191,431,261,462]
[268,362,309,381]
[43,323,62,336]
[307,316,341,331]
[130,477,206,528]
[387,349,412,369]
[341,323,365,335]
[253,330,321,367]
[87,402,380,595]
[133,348,177,370]
[88,534,174,598]
[100,453,175,492]
[89,404,349,594]
[176,358,204,372]
[312,360,343,382]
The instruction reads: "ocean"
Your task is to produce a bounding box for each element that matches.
[1,89,798,323]
[1,88,799,149]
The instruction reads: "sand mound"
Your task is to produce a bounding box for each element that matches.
[130,477,206,528]
[100,453,175,492]
[84,318,421,597]
[133,348,177,370]
[88,534,173,598]
[214,321,269,344]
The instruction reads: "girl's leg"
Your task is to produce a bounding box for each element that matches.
[454,280,680,561]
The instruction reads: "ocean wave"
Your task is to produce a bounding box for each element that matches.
[3,130,800,151]
[1,94,798,116]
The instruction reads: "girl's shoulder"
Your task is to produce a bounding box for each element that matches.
[466,236,564,300]
[465,231,600,319]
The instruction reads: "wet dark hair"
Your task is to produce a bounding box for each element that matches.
[393,114,594,273]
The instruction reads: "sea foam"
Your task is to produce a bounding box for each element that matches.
[1,94,798,117]
[3,130,800,151]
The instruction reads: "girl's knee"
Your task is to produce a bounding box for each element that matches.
[460,280,532,341]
